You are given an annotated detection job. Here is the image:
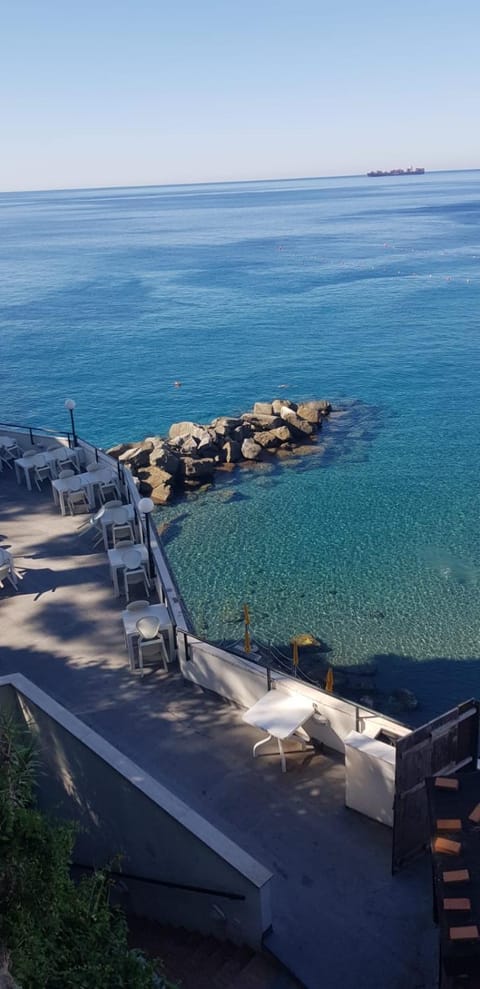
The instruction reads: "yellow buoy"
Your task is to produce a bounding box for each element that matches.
[325,668,334,693]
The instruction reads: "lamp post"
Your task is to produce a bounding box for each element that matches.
[64,399,77,447]
[138,497,154,579]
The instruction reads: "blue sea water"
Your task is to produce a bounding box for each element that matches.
[1,171,480,720]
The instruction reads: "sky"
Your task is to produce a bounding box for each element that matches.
[1,0,479,191]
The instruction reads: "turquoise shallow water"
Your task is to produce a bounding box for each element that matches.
[1,171,480,719]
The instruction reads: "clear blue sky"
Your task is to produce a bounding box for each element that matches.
[2,0,479,191]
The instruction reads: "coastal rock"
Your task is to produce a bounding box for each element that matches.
[169,421,206,441]
[271,425,292,444]
[150,445,181,476]
[197,436,219,458]
[117,396,333,503]
[253,401,273,416]
[178,435,199,456]
[211,417,243,438]
[241,438,262,460]
[129,444,154,469]
[222,439,241,463]
[285,414,314,437]
[296,402,322,425]
[181,457,217,480]
[274,399,297,415]
[137,466,173,504]
[253,430,280,449]
[233,424,251,441]
[106,442,135,459]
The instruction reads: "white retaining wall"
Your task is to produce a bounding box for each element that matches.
[0,674,272,948]
[178,632,410,753]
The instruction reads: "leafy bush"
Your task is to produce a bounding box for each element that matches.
[0,715,175,988]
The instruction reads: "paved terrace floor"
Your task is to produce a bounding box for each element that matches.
[0,468,437,989]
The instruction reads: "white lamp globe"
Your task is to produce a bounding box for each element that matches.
[64,399,76,411]
[138,497,154,514]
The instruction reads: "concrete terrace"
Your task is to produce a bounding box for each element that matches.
[0,468,437,989]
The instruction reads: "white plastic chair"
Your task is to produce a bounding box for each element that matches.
[58,469,75,479]
[136,616,169,675]
[99,480,120,504]
[0,446,14,468]
[33,454,51,490]
[112,523,135,547]
[123,549,150,602]
[126,600,150,612]
[67,488,90,515]
[3,437,23,458]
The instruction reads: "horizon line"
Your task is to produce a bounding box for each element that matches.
[1,166,478,198]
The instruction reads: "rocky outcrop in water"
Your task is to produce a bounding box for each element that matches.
[107,398,331,504]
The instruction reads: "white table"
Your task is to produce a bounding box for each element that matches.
[121,603,174,671]
[100,503,136,550]
[51,467,114,515]
[15,446,83,490]
[107,543,148,597]
[243,690,321,773]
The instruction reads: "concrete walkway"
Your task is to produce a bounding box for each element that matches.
[0,469,437,989]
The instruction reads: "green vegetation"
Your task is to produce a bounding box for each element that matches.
[0,714,175,989]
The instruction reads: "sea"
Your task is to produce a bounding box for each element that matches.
[1,170,480,722]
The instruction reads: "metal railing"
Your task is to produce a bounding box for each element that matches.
[72,862,246,901]
[0,420,73,448]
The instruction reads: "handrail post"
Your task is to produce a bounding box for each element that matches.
[29,428,34,445]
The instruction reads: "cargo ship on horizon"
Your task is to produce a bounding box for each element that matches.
[367,166,425,177]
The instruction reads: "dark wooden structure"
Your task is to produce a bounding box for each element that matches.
[392,700,479,873]
[427,771,480,987]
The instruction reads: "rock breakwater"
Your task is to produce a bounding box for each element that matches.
[107,398,332,504]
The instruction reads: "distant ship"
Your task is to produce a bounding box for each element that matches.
[367,167,425,177]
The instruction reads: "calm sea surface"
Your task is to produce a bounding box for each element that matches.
[2,172,480,720]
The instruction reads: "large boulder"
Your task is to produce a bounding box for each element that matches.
[197,435,219,458]
[181,457,217,480]
[272,399,297,415]
[137,466,174,504]
[150,444,181,476]
[241,438,262,460]
[285,414,314,438]
[271,425,292,444]
[233,423,251,441]
[210,417,243,438]
[222,439,242,463]
[169,421,206,441]
[253,430,280,449]
[178,435,199,456]
[241,413,283,430]
[253,401,273,416]
[106,442,135,460]
[296,402,322,425]
[118,443,153,469]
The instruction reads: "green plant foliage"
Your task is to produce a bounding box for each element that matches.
[0,715,176,989]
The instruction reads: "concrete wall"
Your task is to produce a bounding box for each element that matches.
[0,674,272,948]
[178,631,410,754]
